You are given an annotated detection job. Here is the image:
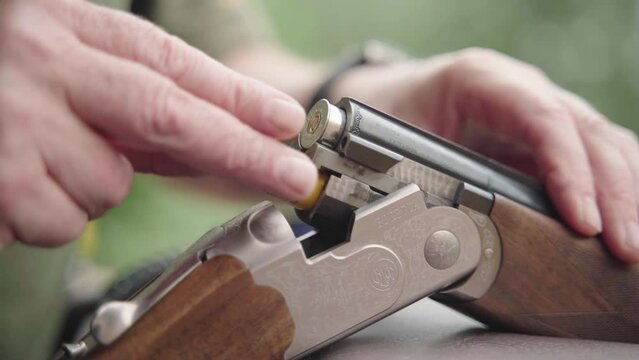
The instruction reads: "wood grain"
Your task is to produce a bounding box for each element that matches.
[441,194,639,343]
[90,255,295,359]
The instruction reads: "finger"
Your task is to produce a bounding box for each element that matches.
[37,96,134,218]
[12,176,87,246]
[560,93,639,262]
[56,45,317,200]
[611,124,639,206]
[59,1,304,139]
[117,147,204,177]
[0,79,87,246]
[580,127,639,262]
[0,155,87,247]
[447,59,601,236]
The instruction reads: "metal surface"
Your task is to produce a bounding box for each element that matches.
[299,99,346,150]
[52,342,88,360]
[323,174,383,209]
[436,206,502,301]
[341,133,403,172]
[305,143,461,208]
[455,183,495,215]
[253,185,482,359]
[424,231,461,270]
[305,144,405,195]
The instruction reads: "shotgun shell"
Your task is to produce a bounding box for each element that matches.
[299,99,346,150]
[294,171,328,210]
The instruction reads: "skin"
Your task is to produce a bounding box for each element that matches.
[0,0,317,247]
[1,1,638,263]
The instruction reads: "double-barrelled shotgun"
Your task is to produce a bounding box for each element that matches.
[56,98,639,359]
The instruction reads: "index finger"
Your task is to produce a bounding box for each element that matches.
[59,0,305,139]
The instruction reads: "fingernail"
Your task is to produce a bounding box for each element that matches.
[581,196,602,233]
[625,222,639,252]
[274,156,317,199]
[267,99,306,135]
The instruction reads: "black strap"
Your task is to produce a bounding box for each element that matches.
[307,55,368,111]
[130,0,154,18]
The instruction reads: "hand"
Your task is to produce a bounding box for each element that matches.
[0,0,317,248]
[332,47,639,263]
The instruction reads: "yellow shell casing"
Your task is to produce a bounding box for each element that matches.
[294,172,328,210]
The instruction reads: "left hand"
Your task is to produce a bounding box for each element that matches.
[331,47,639,263]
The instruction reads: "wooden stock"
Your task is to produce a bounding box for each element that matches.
[443,194,639,343]
[90,255,295,360]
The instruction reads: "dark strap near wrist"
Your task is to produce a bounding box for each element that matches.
[130,0,155,17]
[307,41,411,110]
[307,54,368,111]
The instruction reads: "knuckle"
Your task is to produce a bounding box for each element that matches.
[606,175,635,202]
[449,47,502,73]
[580,114,610,134]
[156,33,197,81]
[136,19,198,81]
[521,102,573,148]
[534,101,573,123]
[447,47,549,85]
[143,82,190,141]
[224,75,257,116]
[2,6,77,63]
[544,167,573,193]
[222,131,266,174]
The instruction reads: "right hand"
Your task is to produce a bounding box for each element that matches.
[0,0,317,248]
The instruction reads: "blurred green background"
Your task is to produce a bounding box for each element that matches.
[1,1,638,359]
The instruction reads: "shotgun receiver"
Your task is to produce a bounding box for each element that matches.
[57,98,639,359]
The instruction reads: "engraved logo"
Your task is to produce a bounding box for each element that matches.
[369,258,398,292]
[375,201,418,230]
[307,110,322,134]
[353,110,362,135]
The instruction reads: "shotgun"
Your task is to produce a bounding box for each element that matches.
[56,98,639,359]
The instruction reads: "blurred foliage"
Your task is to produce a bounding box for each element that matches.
[264,0,639,132]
